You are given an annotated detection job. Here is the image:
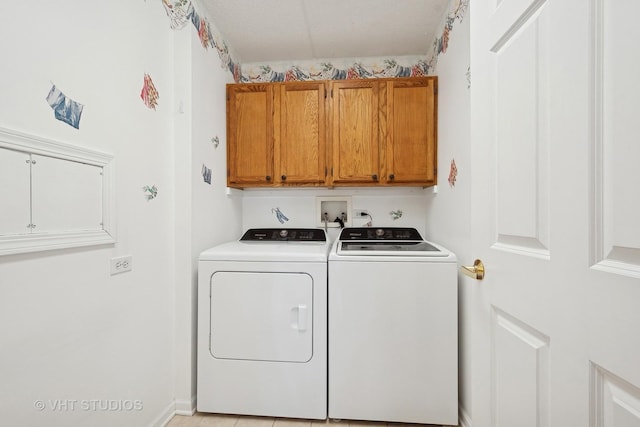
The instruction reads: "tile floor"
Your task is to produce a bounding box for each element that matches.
[165,413,452,427]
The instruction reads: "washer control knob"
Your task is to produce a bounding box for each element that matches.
[279,229,289,238]
[375,228,385,237]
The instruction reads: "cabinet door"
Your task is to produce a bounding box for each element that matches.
[227,84,274,187]
[30,154,103,233]
[276,82,327,185]
[384,77,437,185]
[330,80,380,185]
[0,148,31,235]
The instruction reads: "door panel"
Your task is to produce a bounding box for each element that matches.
[493,8,550,257]
[0,148,31,235]
[30,154,103,233]
[492,308,549,427]
[591,364,640,427]
[209,271,313,363]
[591,0,640,277]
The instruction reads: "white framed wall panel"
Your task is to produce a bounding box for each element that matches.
[0,126,115,255]
[590,0,640,278]
[489,0,551,260]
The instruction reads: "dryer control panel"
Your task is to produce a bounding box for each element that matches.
[241,228,326,242]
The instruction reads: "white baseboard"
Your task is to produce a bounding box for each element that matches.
[149,401,178,427]
[459,405,472,427]
[149,396,196,427]
[175,396,197,416]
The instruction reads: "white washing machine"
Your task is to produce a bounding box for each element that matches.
[197,228,330,420]
[328,227,458,425]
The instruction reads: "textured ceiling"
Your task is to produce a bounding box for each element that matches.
[199,0,450,64]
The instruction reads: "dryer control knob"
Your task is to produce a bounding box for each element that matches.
[279,229,289,238]
[375,228,385,237]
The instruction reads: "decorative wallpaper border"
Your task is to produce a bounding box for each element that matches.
[425,0,469,72]
[240,56,430,83]
[161,0,242,81]
[162,0,468,83]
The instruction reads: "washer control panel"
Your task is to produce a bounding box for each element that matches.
[241,228,326,242]
[338,227,423,241]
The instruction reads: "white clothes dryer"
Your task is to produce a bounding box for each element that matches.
[197,228,330,420]
[328,227,458,425]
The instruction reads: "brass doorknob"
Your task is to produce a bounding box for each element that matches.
[461,259,485,280]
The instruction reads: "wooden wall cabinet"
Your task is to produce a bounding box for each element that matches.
[227,82,327,188]
[382,77,438,186]
[329,80,380,185]
[275,82,327,185]
[227,77,437,189]
[226,84,274,187]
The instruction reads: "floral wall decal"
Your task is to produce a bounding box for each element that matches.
[46,84,84,129]
[390,210,403,220]
[272,207,289,224]
[161,0,191,30]
[448,158,458,188]
[140,73,159,110]
[211,136,219,148]
[142,185,158,201]
[202,164,212,184]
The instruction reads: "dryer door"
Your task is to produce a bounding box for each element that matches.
[209,271,313,363]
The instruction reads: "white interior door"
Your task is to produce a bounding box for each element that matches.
[469,0,640,426]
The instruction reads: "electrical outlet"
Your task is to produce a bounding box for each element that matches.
[110,255,133,275]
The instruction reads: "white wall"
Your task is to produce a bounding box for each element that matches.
[241,188,433,242]
[424,3,472,422]
[0,1,239,426]
[172,18,241,414]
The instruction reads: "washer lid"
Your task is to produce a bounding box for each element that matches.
[335,227,450,257]
[337,240,449,257]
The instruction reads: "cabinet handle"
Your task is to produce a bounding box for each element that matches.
[372,174,378,181]
[281,175,287,181]
[389,174,395,180]
[266,175,271,181]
